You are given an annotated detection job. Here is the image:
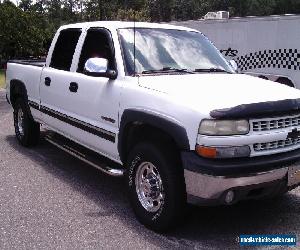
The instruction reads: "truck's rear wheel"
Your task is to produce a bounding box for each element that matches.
[126,142,186,232]
[13,98,40,147]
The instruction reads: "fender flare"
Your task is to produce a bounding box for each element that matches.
[118,109,190,163]
[10,79,29,106]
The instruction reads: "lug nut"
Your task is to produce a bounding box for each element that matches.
[225,190,235,204]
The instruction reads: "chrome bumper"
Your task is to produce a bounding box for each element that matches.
[184,167,288,205]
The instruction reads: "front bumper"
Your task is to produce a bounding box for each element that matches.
[182,150,300,205]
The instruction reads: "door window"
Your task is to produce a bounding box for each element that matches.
[50,28,81,71]
[77,28,116,73]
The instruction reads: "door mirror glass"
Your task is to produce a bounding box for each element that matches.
[84,58,108,74]
[83,57,117,79]
[229,60,238,72]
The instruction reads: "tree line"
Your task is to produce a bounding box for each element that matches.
[1,0,300,64]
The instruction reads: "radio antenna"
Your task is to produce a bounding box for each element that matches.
[133,7,136,77]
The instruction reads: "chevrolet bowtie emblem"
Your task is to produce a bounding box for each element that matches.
[287,128,300,140]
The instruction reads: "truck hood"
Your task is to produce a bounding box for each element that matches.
[138,74,300,115]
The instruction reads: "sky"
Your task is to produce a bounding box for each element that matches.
[10,0,19,5]
[10,0,36,5]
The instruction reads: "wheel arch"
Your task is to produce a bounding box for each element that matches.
[118,109,190,164]
[10,79,29,108]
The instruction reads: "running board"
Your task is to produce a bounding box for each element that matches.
[44,131,125,177]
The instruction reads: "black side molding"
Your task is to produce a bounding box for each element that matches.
[28,100,116,143]
[28,100,39,110]
[118,109,190,162]
[210,98,300,119]
[41,106,116,142]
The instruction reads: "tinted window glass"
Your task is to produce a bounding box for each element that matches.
[77,29,115,73]
[50,29,81,71]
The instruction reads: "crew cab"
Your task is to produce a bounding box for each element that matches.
[5,21,300,232]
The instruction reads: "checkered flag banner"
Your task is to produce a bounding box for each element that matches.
[235,49,300,71]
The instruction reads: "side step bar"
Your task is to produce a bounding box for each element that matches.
[44,131,125,177]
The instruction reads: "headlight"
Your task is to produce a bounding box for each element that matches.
[199,119,249,135]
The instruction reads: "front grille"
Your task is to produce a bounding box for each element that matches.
[253,138,300,151]
[252,115,300,132]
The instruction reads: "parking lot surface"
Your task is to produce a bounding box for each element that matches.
[0,90,299,249]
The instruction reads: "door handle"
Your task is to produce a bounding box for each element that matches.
[45,77,51,86]
[69,82,78,93]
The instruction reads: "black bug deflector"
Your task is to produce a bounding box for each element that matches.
[210,98,300,119]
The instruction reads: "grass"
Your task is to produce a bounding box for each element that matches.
[0,70,5,89]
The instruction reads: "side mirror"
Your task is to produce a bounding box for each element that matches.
[229,60,238,72]
[84,58,117,79]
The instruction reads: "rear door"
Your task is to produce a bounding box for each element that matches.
[40,28,82,136]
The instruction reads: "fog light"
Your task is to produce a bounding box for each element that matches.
[225,190,235,204]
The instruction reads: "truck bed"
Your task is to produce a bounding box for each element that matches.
[6,59,45,103]
[9,59,45,68]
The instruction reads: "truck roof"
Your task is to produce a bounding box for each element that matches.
[59,21,198,33]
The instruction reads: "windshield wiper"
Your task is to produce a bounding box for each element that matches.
[142,67,195,74]
[194,68,232,74]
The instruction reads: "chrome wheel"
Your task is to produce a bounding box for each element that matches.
[17,108,25,137]
[135,162,164,213]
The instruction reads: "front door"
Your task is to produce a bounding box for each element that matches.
[40,28,121,160]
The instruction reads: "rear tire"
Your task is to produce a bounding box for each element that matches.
[126,141,186,232]
[13,98,40,147]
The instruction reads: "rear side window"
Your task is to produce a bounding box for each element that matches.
[50,29,81,71]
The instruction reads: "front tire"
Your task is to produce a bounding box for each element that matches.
[126,142,186,232]
[13,98,40,147]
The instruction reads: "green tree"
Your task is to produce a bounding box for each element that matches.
[116,8,150,21]
[0,1,47,61]
[19,0,32,11]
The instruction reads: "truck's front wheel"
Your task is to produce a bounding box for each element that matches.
[126,142,186,232]
[13,98,40,147]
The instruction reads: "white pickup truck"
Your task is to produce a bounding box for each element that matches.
[5,21,300,232]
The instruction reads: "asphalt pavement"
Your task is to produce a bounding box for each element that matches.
[0,89,299,249]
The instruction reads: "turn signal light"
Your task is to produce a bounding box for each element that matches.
[196,145,217,158]
[196,144,251,158]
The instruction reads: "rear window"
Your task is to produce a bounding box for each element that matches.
[50,29,81,71]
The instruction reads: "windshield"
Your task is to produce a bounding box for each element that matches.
[118,28,235,75]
